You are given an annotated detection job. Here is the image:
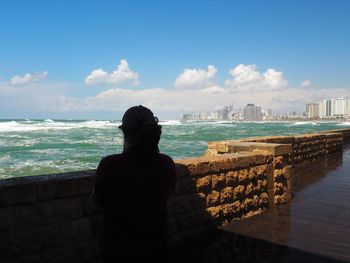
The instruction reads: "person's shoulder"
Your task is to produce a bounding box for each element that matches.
[158,153,175,165]
[98,153,123,166]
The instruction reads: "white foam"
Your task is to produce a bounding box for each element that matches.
[45,119,55,123]
[0,155,11,162]
[293,121,318,126]
[336,122,350,126]
[159,120,182,126]
[0,120,121,133]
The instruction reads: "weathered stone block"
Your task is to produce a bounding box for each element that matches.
[238,169,249,183]
[0,183,36,207]
[226,171,238,187]
[257,179,268,192]
[274,182,284,195]
[37,176,93,200]
[245,183,254,197]
[243,198,253,212]
[81,194,102,217]
[266,164,274,191]
[259,193,269,207]
[0,216,100,258]
[206,207,222,220]
[252,195,260,209]
[0,197,85,234]
[196,176,212,193]
[212,173,226,190]
[273,169,285,181]
[220,187,234,204]
[233,185,245,200]
[206,191,220,207]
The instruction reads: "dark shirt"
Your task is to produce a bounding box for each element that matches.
[93,149,176,258]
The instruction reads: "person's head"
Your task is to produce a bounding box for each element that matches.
[118,105,162,155]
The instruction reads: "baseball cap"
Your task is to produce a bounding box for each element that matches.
[118,105,158,131]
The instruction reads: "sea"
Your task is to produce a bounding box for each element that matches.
[1,119,349,179]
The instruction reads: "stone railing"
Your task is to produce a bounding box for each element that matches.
[1,151,284,263]
[1,128,350,263]
[206,141,292,206]
[208,130,345,167]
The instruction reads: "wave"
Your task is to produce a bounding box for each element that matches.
[292,121,318,126]
[0,155,11,162]
[45,119,55,123]
[336,122,350,126]
[0,120,121,132]
[159,120,182,126]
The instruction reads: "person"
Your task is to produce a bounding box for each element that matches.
[93,105,177,262]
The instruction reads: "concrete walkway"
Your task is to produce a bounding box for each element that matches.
[218,147,350,262]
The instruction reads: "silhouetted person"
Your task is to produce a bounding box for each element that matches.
[93,105,177,262]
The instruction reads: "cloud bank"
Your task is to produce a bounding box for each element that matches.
[85,59,139,86]
[10,71,48,86]
[2,62,349,118]
[175,65,217,89]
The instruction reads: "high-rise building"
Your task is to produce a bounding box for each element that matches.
[222,106,229,120]
[319,100,333,118]
[261,109,273,120]
[319,97,350,118]
[333,96,350,117]
[243,104,262,121]
[305,103,319,119]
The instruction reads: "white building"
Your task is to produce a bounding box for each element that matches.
[333,96,350,117]
[319,97,350,118]
[305,103,319,119]
[319,100,334,118]
[243,104,262,121]
[261,109,273,120]
[229,108,244,121]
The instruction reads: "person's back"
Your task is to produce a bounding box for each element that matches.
[93,105,176,262]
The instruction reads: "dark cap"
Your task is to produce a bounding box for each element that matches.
[118,105,158,131]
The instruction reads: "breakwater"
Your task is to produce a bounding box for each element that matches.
[1,128,350,263]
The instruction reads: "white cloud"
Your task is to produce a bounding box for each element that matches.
[225,64,288,91]
[2,64,350,118]
[175,65,217,89]
[85,59,139,86]
[300,80,311,87]
[38,85,349,118]
[10,71,48,86]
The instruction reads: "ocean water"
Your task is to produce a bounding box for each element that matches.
[1,119,349,179]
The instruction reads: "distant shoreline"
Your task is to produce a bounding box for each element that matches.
[1,118,350,123]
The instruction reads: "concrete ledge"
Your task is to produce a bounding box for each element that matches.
[176,152,273,176]
[207,141,292,156]
[0,170,95,207]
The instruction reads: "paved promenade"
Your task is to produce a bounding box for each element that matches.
[219,147,350,262]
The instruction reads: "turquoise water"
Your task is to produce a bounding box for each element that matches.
[1,119,349,179]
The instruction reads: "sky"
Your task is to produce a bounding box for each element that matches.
[1,0,350,120]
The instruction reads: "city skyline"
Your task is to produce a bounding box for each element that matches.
[1,1,350,119]
[183,95,350,121]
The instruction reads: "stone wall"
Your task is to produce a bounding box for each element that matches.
[206,141,292,207]
[205,129,350,205]
[0,171,101,263]
[238,132,343,165]
[0,152,276,263]
[169,152,273,243]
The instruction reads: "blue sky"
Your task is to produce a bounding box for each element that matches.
[1,0,350,119]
